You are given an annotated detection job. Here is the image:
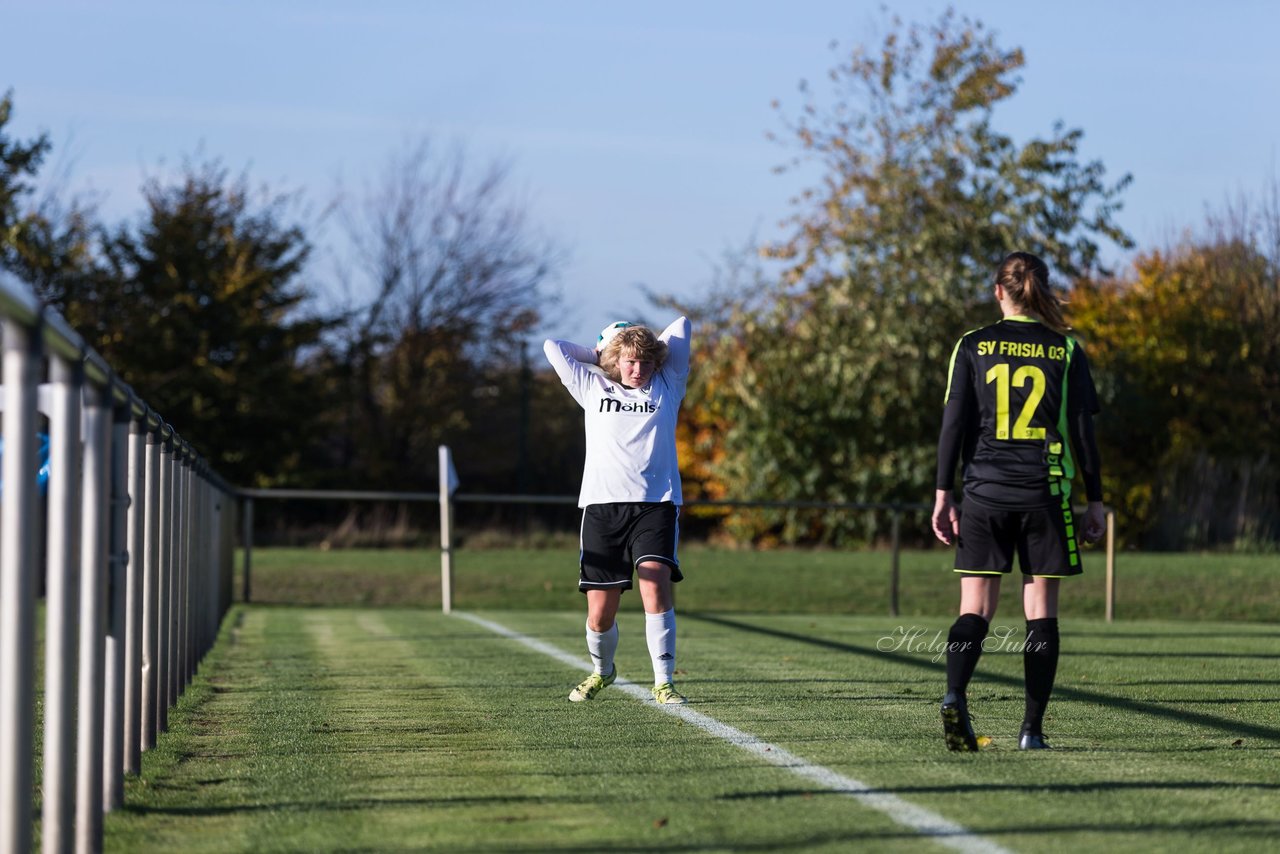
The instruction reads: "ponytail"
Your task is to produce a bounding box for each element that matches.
[995,252,1068,333]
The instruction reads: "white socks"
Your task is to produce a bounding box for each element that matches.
[585,622,618,676]
[587,610,677,685]
[645,609,677,686]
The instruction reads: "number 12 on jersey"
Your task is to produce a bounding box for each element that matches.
[985,362,1047,441]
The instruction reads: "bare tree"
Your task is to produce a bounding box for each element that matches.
[338,139,561,357]
[321,138,565,489]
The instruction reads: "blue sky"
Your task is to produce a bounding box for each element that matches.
[6,1,1279,343]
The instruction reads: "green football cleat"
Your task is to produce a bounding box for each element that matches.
[651,682,688,705]
[569,666,616,702]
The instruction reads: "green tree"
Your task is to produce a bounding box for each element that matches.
[59,160,333,487]
[1073,196,1280,548]
[685,10,1131,544]
[0,89,96,295]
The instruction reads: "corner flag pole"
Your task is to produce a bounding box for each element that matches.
[438,446,459,614]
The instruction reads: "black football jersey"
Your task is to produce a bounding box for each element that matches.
[936,316,1100,509]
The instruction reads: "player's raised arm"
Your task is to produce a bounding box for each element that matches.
[543,337,597,370]
[543,336,598,407]
[658,315,691,380]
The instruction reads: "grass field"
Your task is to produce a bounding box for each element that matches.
[240,545,1280,621]
[10,547,1264,854]
[99,604,1279,852]
[76,546,1278,852]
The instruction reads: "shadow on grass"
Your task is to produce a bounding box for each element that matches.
[439,817,1280,851]
[1109,678,1280,687]
[1068,630,1280,639]
[439,819,1280,851]
[717,780,1280,799]
[1059,651,1280,659]
[121,793,595,816]
[118,790,1280,851]
[686,612,1280,744]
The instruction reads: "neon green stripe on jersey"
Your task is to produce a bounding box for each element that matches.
[942,329,978,405]
[1052,336,1079,497]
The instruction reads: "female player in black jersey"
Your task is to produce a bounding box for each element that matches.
[932,252,1106,751]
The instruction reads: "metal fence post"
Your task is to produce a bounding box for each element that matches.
[124,416,147,775]
[242,496,253,603]
[75,379,112,852]
[103,400,131,811]
[0,318,41,854]
[1105,509,1117,623]
[176,453,190,693]
[197,476,211,659]
[42,353,83,853]
[185,461,197,686]
[141,429,162,750]
[223,490,235,612]
[156,437,173,735]
[167,449,185,712]
[889,507,901,617]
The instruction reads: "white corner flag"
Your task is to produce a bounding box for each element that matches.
[439,445,460,497]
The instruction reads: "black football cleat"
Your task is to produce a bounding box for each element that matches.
[941,692,979,752]
[1018,726,1051,750]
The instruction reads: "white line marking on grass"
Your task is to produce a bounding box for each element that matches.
[456,612,1013,854]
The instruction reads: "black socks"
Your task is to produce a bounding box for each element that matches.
[945,613,990,700]
[945,613,1062,737]
[1023,617,1060,734]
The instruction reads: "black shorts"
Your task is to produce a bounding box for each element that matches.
[579,502,683,593]
[954,494,1083,578]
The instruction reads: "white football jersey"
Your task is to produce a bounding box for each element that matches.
[544,316,690,507]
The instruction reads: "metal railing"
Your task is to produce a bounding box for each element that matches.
[241,448,1117,619]
[0,271,237,854]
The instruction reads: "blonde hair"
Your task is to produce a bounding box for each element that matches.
[598,325,668,383]
[995,252,1069,333]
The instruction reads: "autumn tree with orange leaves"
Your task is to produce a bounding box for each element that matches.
[676,10,1131,545]
[1073,193,1280,548]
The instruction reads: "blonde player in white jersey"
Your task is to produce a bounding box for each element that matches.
[543,316,691,705]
